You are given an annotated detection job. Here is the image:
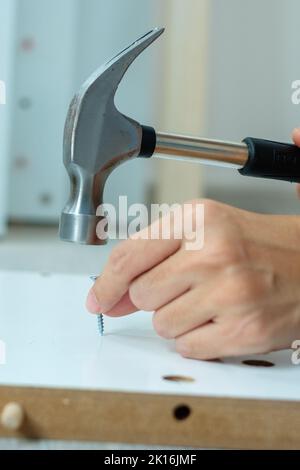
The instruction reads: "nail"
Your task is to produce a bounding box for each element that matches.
[86,289,102,314]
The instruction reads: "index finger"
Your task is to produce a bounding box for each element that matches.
[88,231,181,314]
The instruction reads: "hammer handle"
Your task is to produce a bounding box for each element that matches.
[239,138,300,183]
[152,132,300,183]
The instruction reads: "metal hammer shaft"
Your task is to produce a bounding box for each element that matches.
[154,133,248,169]
[151,132,300,182]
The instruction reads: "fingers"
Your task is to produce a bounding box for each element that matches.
[129,244,223,312]
[86,290,137,317]
[174,308,273,360]
[152,285,215,339]
[87,237,181,314]
[175,322,230,360]
[102,249,194,317]
[86,207,187,314]
[128,249,198,312]
[174,320,252,360]
[104,292,137,317]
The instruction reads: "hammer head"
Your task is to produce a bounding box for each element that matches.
[59,28,164,245]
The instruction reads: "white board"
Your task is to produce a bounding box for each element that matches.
[0,270,299,401]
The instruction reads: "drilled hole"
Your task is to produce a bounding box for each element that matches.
[242,359,274,368]
[173,404,191,421]
[163,375,195,383]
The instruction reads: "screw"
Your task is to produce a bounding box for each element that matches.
[90,276,104,337]
[97,313,105,337]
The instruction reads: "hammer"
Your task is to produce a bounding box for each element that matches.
[59,28,300,246]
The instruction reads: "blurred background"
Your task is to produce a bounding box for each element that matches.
[0,0,300,275]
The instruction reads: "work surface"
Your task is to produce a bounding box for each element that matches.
[0,270,299,401]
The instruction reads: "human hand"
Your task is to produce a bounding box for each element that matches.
[86,200,300,360]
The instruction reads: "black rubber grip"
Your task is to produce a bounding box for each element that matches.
[239,137,300,183]
[139,126,156,158]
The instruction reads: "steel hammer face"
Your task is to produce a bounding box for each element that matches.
[59,28,164,245]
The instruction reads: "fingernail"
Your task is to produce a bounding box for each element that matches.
[86,289,102,314]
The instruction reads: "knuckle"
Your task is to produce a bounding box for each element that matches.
[244,316,273,349]
[232,272,257,303]
[201,234,242,268]
[213,235,243,264]
[109,243,131,276]
[184,198,220,228]
[230,270,270,305]
[179,250,202,275]
[230,312,273,352]
[179,198,207,224]
[202,198,223,219]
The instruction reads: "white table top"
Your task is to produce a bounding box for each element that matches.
[0,270,299,401]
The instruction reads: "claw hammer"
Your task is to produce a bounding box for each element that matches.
[59,28,300,245]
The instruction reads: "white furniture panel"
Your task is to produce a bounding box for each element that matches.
[0,270,298,401]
